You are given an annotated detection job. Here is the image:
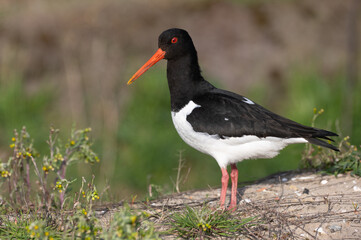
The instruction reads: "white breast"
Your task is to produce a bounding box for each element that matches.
[171,101,307,168]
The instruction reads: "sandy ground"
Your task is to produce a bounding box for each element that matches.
[96,171,361,239]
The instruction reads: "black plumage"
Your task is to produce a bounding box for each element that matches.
[187,89,338,151]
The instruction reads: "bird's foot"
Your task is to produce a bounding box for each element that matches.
[228,204,237,212]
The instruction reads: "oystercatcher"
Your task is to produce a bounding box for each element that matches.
[128,28,338,210]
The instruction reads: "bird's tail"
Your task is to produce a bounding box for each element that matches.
[306,129,339,151]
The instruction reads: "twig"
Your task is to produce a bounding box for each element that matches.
[175,151,184,193]
[30,156,48,209]
[25,158,30,201]
[57,147,76,207]
[243,225,259,240]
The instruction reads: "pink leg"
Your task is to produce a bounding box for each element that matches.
[229,164,238,211]
[220,168,229,208]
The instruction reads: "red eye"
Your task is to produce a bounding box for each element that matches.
[171,37,178,44]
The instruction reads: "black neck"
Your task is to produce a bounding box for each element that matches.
[167,53,213,111]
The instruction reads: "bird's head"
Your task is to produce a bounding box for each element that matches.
[158,28,194,60]
[127,28,194,85]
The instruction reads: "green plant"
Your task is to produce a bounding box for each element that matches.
[0,125,164,239]
[68,206,102,240]
[169,205,254,239]
[0,126,100,211]
[301,108,361,176]
[0,126,104,239]
[101,205,160,240]
[47,175,103,240]
[322,138,360,176]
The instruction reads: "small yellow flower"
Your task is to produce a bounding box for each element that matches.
[59,189,62,193]
[45,231,49,236]
[26,152,32,157]
[130,215,137,224]
[11,137,16,142]
[1,171,10,178]
[70,140,75,146]
[9,144,15,148]
[50,238,54,240]
[34,225,39,230]
[318,108,324,114]
[55,153,64,161]
[313,108,317,114]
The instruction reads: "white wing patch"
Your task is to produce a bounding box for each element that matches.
[243,97,254,105]
[224,118,229,121]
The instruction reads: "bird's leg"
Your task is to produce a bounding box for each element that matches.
[220,168,229,208]
[229,164,238,211]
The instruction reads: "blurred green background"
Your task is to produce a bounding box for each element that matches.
[0,0,360,200]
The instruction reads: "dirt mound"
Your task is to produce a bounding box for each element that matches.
[96,171,361,239]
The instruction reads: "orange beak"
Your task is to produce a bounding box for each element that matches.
[127,48,166,85]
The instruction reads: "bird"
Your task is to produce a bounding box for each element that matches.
[127,28,338,210]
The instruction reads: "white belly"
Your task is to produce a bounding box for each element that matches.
[171,101,307,168]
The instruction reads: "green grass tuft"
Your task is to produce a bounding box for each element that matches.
[169,205,255,239]
[0,212,61,240]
